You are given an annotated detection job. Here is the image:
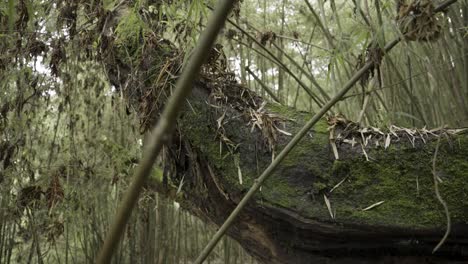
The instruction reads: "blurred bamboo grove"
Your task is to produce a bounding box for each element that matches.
[222,0,468,127]
[1,187,256,263]
[0,0,466,263]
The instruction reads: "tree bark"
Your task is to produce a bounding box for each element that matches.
[101,8,468,264]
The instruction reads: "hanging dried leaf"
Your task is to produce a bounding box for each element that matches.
[331,140,339,160]
[385,134,391,149]
[46,174,64,211]
[329,176,349,193]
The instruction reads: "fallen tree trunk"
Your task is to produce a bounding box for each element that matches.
[124,74,467,263]
[157,80,468,264]
[99,6,468,263]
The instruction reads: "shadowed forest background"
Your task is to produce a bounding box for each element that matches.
[0,0,467,263]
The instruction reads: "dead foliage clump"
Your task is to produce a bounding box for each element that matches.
[248,102,292,153]
[57,0,79,37]
[327,113,466,161]
[16,185,44,213]
[28,39,48,57]
[203,43,228,75]
[49,38,66,77]
[0,140,18,170]
[257,31,277,46]
[203,70,291,155]
[15,0,29,34]
[356,42,383,88]
[137,37,182,132]
[396,0,442,41]
[232,0,244,18]
[46,174,64,211]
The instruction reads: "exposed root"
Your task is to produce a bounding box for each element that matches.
[431,136,451,253]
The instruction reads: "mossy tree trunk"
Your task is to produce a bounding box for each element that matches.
[158,81,468,264]
[100,8,468,264]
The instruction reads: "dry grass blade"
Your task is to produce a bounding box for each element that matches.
[362,201,385,211]
[216,111,226,128]
[323,194,335,219]
[274,126,292,136]
[237,166,243,185]
[361,143,369,161]
[329,176,349,193]
[235,155,243,185]
[177,175,185,195]
[331,140,339,160]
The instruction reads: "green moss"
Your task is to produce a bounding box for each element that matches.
[179,99,256,193]
[311,182,328,193]
[181,93,468,229]
[313,119,329,134]
[149,168,163,183]
[265,102,329,134]
[329,141,468,228]
[331,160,350,176]
[114,8,149,62]
[261,177,301,208]
[265,102,301,120]
[103,0,117,10]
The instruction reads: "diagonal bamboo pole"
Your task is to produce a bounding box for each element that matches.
[95,1,236,263]
[193,1,458,262]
